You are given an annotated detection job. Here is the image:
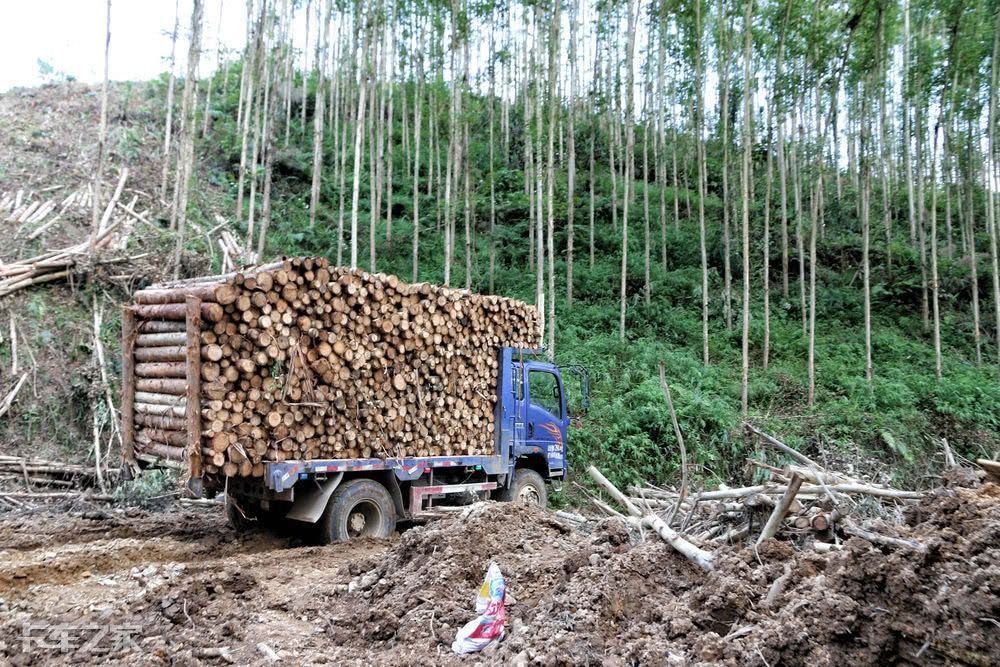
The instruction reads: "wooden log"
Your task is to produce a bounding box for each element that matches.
[135,402,187,418]
[976,459,1000,482]
[133,283,229,305]
[186,296,203,479]
[819,483,922,500]
[121,306,136,466]
[137,320,187,334]
[136,438,186,461]
[813,541,843,553]
[133,302,223,323]
[842,521,927,553]
[135,362,187,378]
[756,473,804,545]
[134,346,187,362]
[140,428,187,447]
[151,260,287,289]
[135,392,186,406]
[136,332,187,347]
[135,378,187,395]
[135,413,187,430]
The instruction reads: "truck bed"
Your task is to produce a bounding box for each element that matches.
[265,453,509,492]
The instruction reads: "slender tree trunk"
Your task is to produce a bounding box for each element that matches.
[619,0,638,341]
[204,0,225,139]
[718,0,733,331]
[930,124,942,379]
[903,1,916,247]
[349,76,368,269]
[159,0,180,204]
[643,113,651,306]
[90,0,112,250]
[235,9,259,222]
[385,23,396,244]
[565,0,577,308]
[861,78,873,382]
[300,0,311,132]
[966,121,982,366]
[308,0,330,228]
[739,0,752,414]
[171,0,204,278]
[988,11,1000,371]
[695,0,709,364]
[412,25,423,282]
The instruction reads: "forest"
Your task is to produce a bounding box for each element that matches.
[102,0,1000,484]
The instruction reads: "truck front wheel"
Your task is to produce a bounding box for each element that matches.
[496,469,548,509]
[317,479,397,544]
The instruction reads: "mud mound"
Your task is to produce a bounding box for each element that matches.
[340,487,999,666]
[0,486,995,665]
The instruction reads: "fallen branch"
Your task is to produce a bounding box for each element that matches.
[658,363,688,526]
[0,373,29,419]
[756,473,803,545]
[0,492,113,501]
[588,465,715,572]
[842,521,927,554]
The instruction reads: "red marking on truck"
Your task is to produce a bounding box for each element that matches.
[540,422,563,444]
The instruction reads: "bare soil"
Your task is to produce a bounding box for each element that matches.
[0,476,997,666]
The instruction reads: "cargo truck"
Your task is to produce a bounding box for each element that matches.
[120,261,588,543]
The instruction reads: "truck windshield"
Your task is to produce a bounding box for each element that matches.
[529,370,562,419]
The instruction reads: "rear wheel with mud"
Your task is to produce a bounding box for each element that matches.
[316,479,397,544]
[495,469,548,509]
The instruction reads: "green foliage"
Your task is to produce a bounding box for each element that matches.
[178,40,1000,492]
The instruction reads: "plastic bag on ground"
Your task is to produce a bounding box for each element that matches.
[451,561,507,654]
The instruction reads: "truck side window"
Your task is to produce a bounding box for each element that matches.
[528,370,562,419]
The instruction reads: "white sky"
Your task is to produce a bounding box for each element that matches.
[0,0,255,92]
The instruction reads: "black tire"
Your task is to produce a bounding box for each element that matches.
[495,469,548,509]
[317,479,397,544]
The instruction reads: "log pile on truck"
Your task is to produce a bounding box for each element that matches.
[121,257,540,483]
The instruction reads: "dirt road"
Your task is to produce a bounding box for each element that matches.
[1,482,998,666]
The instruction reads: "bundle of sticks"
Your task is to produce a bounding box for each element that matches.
[124,256,540,478]
[0,455,98,489]
[0,170,134,298]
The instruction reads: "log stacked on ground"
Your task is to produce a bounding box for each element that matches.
[123,257,540,478]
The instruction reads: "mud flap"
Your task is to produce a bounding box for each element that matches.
[285,473,344,524]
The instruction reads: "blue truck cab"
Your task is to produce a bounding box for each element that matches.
[221,347,586,543]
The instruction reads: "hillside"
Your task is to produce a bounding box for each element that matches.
[0,76,997,494]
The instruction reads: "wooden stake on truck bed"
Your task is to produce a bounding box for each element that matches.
[121,306,137,469]
[186,296,203,480]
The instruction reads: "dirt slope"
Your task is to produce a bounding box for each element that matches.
[0,478,997,666]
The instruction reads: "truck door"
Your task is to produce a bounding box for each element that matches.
[522,363,568,476]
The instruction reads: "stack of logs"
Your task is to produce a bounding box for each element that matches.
[123,257,540,478]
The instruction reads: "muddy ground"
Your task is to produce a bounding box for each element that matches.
[0,477,998,666]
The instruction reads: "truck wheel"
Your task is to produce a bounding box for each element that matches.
[317,479,396,544]
[496,469,548,509]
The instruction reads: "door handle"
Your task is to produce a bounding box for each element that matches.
[527,423,534,438]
